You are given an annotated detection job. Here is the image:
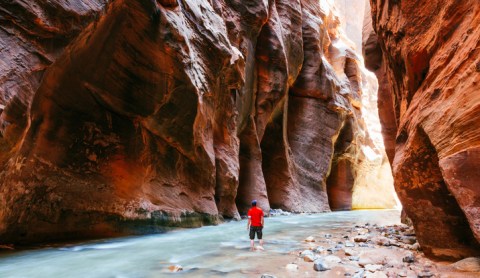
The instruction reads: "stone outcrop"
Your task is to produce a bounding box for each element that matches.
[0,0,394,244]
[366,0,480,260]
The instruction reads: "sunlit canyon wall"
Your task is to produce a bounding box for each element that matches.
[0,0,395,244]
[365,0,480,259]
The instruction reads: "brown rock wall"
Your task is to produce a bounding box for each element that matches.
[0,0,394,243]
[368,0,480,259]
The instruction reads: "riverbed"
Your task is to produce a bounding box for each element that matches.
[0,210,401,277]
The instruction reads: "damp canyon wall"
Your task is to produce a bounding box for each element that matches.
[366,0,480,260]
[0,0,395,244]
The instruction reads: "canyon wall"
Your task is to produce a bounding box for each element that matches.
[0,0,395,244]
[366,0,480,260]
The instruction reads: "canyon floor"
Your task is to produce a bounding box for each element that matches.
[0,210,479,277]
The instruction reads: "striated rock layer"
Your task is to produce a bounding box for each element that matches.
[366,0,480,260]
[0,0,394,244]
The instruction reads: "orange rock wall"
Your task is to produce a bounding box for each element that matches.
[0,0,392,243]
[367,0,480,259]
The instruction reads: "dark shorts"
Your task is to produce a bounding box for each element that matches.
[249,226,263,240]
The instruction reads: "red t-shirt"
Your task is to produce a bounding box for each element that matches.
[248,206,264,227]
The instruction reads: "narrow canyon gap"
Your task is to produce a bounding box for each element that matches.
[4,0,479,262]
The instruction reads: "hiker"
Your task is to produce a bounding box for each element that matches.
[247,199,264,250]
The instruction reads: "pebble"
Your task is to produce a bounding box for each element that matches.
[345,241,355,247]
[304,254,315,262]
[402,252,415,263]
[168,265,183,272]
[261,274,276,278]
[324,255,342,263]
[452,257,480,272]
[305,236,316,242]
[300,250,315,258]
[354,235,369,242]
[344,248,357,256]
[313,259,330,271]
[364,264,383,272]
[400,236,416,244]
[314,246,326,253]
[286,263,299,271]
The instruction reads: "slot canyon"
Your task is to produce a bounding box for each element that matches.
[0,0,478,264]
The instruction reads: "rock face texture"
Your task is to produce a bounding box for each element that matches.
[0,0,394,244]
[366,0,480,260]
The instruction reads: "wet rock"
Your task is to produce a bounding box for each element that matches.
[313,259,330,271]
[0,244,14,250]
[314,246,326,253]
[168,265,183,272]
[452,257,480,272]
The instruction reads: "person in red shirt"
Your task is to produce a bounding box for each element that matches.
[247,199,264,250]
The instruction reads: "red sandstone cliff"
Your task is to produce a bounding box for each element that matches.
[0,0,394,244]
[366,0,480,260]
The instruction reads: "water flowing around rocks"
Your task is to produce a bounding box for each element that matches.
[0,210,400,277]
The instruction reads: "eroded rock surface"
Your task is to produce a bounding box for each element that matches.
[0,0,393,243]
[366,0,480,259]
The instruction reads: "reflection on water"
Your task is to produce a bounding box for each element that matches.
[0,210,400,277]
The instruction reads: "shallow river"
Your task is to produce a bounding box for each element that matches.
[0,210,400,277]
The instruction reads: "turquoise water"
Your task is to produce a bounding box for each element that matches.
[0,210,400,277]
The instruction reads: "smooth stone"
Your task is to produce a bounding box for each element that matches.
[324,255,342,264]
[400,236,416,244]
[300,250,315,258]
[304,254,315,262]
[305,236,316,242]
[261,274,276,278]
[313,259,330,271]
[168,265,183,272]
[314,246,326,253]
[345,241,355,247]
[286,263,299,271]
[402,252,415,263]
[354,236,369,242]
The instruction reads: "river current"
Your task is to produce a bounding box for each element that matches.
[0,210,400,277]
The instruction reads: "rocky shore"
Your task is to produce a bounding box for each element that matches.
[262,223,480,277]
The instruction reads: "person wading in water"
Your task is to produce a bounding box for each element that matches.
[247,200,264,250]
